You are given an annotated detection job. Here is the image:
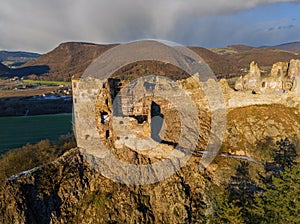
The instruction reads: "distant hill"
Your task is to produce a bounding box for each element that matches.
[260,42,300,53]
[23,42,117,81]
[227,44,254,52]
[210,44,300,73]
[0,51,40,67]
[0,51,40,61]
[2,41,300,81]
[0,62,10,71]
[0,62,10,76]
[23,42,240,80]
[0,60,49,78]
[227,47,300,69]
[188,46,240,79]
[192,44,300,76]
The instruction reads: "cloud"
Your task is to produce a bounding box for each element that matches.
[268,24,295,31]
[0,0,300,52]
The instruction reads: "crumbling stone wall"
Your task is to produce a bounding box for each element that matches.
[289,59,300,93]
[235,59,300,94]
[72,74,213,164]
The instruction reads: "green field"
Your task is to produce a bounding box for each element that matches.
[0,113,73,154]
[22,80,71,86]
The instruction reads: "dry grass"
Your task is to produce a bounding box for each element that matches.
[0,134,76,180]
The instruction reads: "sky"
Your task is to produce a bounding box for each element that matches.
[0,0,300,53]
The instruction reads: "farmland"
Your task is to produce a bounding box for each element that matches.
[22,79,71,86]
[0,113,73,155]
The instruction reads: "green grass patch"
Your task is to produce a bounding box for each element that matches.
[226,77,239,82]
[227,76,239,88]
[22,80,71,86]
[0,113,73,154]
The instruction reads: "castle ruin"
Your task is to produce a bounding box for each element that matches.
[235,59,300,94]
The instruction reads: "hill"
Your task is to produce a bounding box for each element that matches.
[227,44,254,52]
[23,42,117,81]
[210,44,300,73]
[0,51,40,62]
[2,41,300,81]
[261,42,300,53]
[0,51,40,67]
[188,46,240,79]
[0,63,10,76]
[21,43,244,80]
[227,46,300,71]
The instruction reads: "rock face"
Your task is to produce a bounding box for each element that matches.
[289,59,300,93]
[1,103,300,223]
[235,61,261,92]
[245,61,262,91]
[0,148,211,224]
[235,59,300,93]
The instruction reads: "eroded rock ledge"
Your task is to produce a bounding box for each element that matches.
[0,148,210,223]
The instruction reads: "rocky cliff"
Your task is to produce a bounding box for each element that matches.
[1,86,300,223]
[1,102,299,223]
[1,148,213,223]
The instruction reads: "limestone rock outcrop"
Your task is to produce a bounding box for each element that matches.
[289,59,300,93]
[0,147,211,223]
[235,59,300,94]
[235,61,261,92]
[1,102,300,223]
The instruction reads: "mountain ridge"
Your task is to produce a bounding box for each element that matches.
[23,42,117,81]
[2,41,300,81]
[0,51,40,61]
[260,41,300,52]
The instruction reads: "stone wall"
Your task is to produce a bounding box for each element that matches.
[235,59,300,94]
